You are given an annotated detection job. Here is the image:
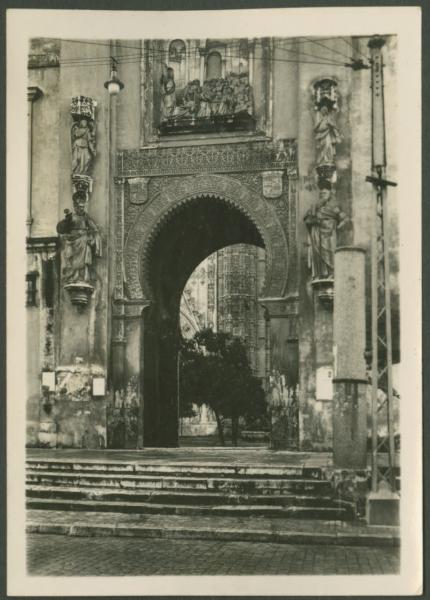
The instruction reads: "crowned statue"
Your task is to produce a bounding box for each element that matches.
[56,191,102,286]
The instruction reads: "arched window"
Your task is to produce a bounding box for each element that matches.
[206,51,222,79]
[169,39,186,62]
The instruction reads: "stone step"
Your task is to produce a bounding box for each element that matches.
[26,459,323,480]
[26,470,333,494]
[26,497,353,520]
[26,485,354,512]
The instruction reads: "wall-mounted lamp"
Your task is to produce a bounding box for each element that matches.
[104,57,124,96]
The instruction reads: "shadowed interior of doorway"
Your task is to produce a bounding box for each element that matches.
[142,195,265,448]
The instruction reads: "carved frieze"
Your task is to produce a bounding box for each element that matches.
[159,68,254,134]
[118,139,297,179]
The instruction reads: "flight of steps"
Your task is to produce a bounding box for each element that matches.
[26,458,357,521]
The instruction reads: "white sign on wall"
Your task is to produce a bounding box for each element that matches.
[41,371,56,391]
[316,366,333,400]
[92,377,106,397]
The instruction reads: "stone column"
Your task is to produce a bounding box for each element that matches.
[261,297,299,450]
[332,246,368,468]
[27,86,43,238]
[198,48,206,83]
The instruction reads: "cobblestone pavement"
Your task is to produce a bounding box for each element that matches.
[27,534,400,576]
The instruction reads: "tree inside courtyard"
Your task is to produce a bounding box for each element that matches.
[179,328,266,446]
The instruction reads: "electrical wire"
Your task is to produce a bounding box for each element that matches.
[39,36,371,70]
[272,42,345,66]
[298,36,355,62]
[58,47,348,69]
[341,37,369,62]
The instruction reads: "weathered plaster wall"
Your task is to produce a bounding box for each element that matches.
[116,40,142,150]
[272,38,299,140]
[29,66,60,237]
[57,40,110,369]
[296,39,354,450]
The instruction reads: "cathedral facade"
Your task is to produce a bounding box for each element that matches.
[26,36,398,458]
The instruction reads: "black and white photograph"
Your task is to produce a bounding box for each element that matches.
[6,5,422,596]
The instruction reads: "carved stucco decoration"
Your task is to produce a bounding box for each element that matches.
[117,139,297,179]
[123,174,289,303]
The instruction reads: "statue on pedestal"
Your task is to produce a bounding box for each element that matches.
[57,191,101,291]
[304,182,349,280]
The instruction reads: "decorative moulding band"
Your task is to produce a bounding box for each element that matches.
[117,139,298,178]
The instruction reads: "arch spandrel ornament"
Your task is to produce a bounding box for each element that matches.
[123,174,289,302]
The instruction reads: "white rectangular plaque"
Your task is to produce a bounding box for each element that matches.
[41,370,56,391]
[316,366,333,400]
[92,376,106,397]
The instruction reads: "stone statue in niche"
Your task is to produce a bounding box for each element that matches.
[304,181,349,280]
[71,117,96,175]
[312,78,341,186]
[56,190,102,286]
[70,96,97,177]
[160,64,177,120]
[314,102,341,169]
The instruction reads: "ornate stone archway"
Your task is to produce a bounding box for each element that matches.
[123,173,289,303]
[111,140,299,448]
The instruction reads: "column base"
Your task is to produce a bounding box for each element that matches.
[366,483,400,525]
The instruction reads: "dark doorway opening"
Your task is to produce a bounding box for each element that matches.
[141,195,265,447]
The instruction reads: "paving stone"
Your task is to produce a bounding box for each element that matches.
[26,534,399,575]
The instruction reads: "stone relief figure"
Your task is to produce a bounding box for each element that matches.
[56,191,102,285]
[304,182,349,279]
[71,117,96,175]
[160,64,176,120]
[314,101,341,169]
[183,79,201,116]
[197,81,214,117]
[218,85,236,115]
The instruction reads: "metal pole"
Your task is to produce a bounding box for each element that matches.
[371,185,379,492]
[367,35,397,493]
[382,188,396,487]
